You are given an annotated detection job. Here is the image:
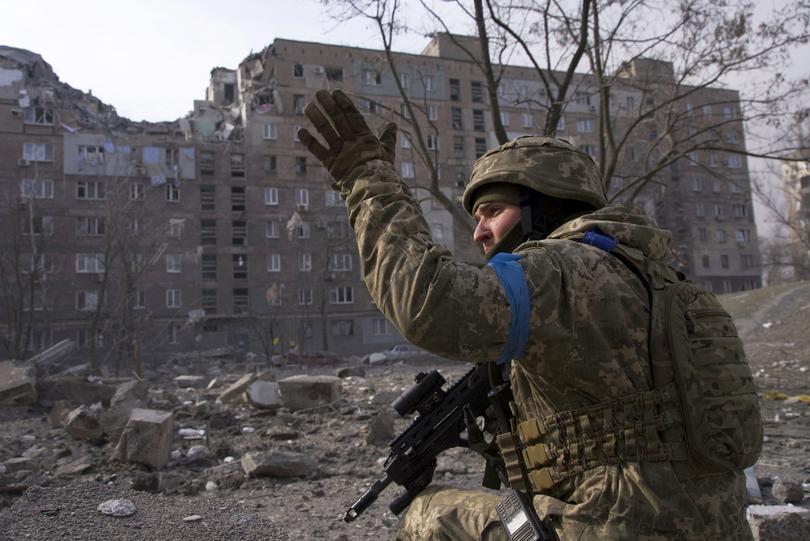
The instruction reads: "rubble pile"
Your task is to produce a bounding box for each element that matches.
[0,281,809,539]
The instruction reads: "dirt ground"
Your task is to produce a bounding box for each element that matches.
[0,281,808,540]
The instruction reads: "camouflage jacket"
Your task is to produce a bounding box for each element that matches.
[341,160,751,540]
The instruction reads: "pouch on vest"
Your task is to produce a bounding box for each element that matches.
[660,279,763,474]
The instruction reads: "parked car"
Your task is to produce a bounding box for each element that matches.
[365,344,434,366]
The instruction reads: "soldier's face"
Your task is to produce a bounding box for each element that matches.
[473,202,521,255]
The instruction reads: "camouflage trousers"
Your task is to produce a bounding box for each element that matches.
[395,478,755,541]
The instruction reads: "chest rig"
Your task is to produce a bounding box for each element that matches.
[489,231,762,496]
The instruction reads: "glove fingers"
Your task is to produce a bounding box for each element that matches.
[297,127,331,165]
[304,102,340,149]
[315,89,354,141]
[332,90,371,136]
[379,122,397,155]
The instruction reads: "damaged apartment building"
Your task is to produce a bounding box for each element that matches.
[0,37,762,368]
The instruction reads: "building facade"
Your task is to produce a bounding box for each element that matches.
[0,37,762,369]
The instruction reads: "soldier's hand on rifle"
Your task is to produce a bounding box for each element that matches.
[297,89,397,191]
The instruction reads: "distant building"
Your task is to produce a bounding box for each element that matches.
[0,36,763,367]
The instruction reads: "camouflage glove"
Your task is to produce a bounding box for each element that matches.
[297,89,397,191]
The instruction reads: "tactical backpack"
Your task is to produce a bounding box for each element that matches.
[490,231,763,494]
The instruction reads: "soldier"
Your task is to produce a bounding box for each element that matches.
[298,90,759,540]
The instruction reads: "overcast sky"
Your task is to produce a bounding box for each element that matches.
[2,0,806,238]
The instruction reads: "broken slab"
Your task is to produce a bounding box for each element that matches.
[113,408,174,469]
[2,457,33,474]
[28,339,75,368]
[174,375,207,389]
[99,399,146,441]
[0,360,37,404]
[277,375,342,411]
[65,405,104,443]
[771,478,805,504]
[240,451,315,478]
[747,505,810,541]
[109,380,148,407]
[245,381,281,410]
[218,373,256,402]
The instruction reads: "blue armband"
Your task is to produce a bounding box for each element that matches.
[487,253,531,365]
[581,230,618,252]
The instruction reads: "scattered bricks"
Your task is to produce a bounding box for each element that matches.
[277,375,342,411]
[366,410,395,447]
[245,381,282,410]
[109,380,148,407]
[240,451,316,478]
[218,373,256,402]
[47,400,70,428]
[113,409,175,469]
[0,361,37,404]
[65,405,104,443]
[37,376,115,407]
[336,366,366,379]
[174,375,207,389]
[747,505,810,541]
[772,478,805,504]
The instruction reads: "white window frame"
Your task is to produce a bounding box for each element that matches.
[400,73,410,89]
[20,179,53,199]
[292,63,304,78]
[576,118,594,133]
[263,123,278,140]
[324,190,340,207]
[134,290,146,310]
[75,254,105,274]
[75,290,99,311]
[165,254,182,273]
[402,162,415,178]
[424,75,434,92]
[166,289,182,309]
[401,134,412,149]
[522,113,532,128]
[300,253,312,272]
[130,182,145,200]
[169,218,184,238]
[692,177,702,192]
[298,287,313,305]
[500,111,510,126]
[372,318,394,336]
[166,183,180,202]
[264,187,279,206]
[267,253,282,272]
[364,69,381,86]
[696,203,705,217]
[329,286,354,305]
[297,222,311,239]
[295,188,309,210]
[329,253,353,271]
[266,220,280,239]
[24,106,54,125]
[427,105,438,121]
[76,216,106,236]
[23,142,54,162]
[76,180,106,200]
[426,134,439,151]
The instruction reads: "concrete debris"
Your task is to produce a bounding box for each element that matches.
[27,339,75,368]
[174,375,207,389]
[183,514,202,522]
[747,505,810,541]
[47,400,70,428]
[38,376,115,407]
[0,361,37,404]
[97,498,137,517]
[99,399,146,441]
[772,478,805,504]
[336,366,366,379]
[65,405,104,443]
[218,373,256,403]
[178,428,206,440]
[366,410,395,447]
[245,381,281,410]
[2,458,33,474]
[113,409,175,469]
[54,456,92,477]
[109,380,148,407]
[240,451,316,478]
[277,375,342,411]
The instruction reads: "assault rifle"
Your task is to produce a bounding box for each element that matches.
[343,363,494,522]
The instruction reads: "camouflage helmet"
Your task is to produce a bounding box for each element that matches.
[462,136,608,215]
